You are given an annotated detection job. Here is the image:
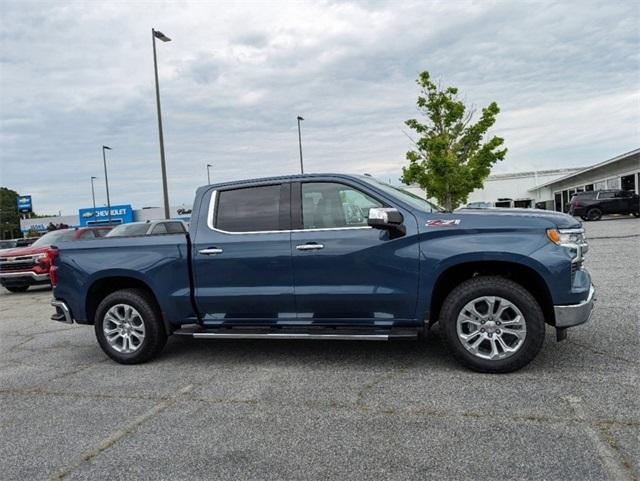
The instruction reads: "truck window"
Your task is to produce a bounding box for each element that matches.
[301,183,382,229]
[79,230,96,240]
[598,191,615,199]
[165,222,186,233]
[151,223,169,235]
[215,184,283,232]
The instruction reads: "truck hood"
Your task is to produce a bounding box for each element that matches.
[0,245,48,258]
[454,207,581,229]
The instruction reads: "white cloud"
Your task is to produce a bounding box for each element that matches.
[0,0,638,214]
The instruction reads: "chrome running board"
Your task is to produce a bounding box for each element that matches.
[173,326,418,341]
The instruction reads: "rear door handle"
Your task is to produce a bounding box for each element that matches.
[296,243,324,251]
[199,247,223,255]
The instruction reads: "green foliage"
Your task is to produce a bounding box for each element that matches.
[0,187,22,239]
[401,71,507,210]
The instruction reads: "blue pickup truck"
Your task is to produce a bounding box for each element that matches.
[50,174,594,372]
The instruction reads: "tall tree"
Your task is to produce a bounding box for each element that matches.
[401,71,507,210]
[0,187,21,239]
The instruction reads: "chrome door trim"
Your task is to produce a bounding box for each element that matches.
[295,244,324,251]
[206,189,373,235]
[199,248,224,255]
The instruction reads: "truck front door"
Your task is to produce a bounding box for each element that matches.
[192,183,294,325]
[290,180,420,324]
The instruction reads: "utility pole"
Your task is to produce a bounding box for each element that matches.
[152,28,172,219]
[91,176,97,210]
[297,115,304,174]
[102,146,112,225]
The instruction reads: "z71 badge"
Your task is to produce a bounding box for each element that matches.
[426,219,461,226]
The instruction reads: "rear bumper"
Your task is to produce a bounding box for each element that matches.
[569,206,586,216]
[51,299,74,324]
[554,285,595,328]
[0,271,49,284]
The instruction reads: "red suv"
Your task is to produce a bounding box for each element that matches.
[0,227,111,293]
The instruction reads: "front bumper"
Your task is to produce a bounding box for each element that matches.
[554,285,595,328]
[0,271,49,284]
[51,299,74,324]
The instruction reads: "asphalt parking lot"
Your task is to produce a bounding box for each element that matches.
[1,217,638,481]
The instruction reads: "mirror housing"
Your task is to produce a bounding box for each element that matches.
[368,208,405,236]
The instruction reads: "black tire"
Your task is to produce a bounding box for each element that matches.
[580,216,588,221]
[94,288,167,364]
[439,276,545,373]
[586,208,602,221]
[633,212,640,218]
[4,285,29,293]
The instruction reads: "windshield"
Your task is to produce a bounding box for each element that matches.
[359,176,443,212]
[106,223,150,237]
[31,229,76,247]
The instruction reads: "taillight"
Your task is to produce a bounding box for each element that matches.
[573,201,581,207]
[46,247,59,287]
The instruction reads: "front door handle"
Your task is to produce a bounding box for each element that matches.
[296,243,324,251]
[199,247,223,255]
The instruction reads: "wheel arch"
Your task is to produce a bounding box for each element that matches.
[429,260,556,326]
[85,276,169,333]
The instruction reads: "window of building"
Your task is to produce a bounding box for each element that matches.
[606,178,619,189]
[584,184,594,191]
[621,174,636,192]
[594,181,606,190]
[215,184,284,232]
[301,182,382,229]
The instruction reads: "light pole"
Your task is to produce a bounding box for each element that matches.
[207,163,212,185]
[90,176,97,210]
[297,115,304,174]
[102,146,112,225]
[152,28,171,219]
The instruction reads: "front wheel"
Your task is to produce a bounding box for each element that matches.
[439,276,545,373]
[94,289,167,364]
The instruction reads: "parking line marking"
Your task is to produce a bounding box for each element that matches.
[48,384,193,481]
[564,396,634,481]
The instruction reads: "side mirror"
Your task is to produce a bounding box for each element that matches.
[368,207,405,236]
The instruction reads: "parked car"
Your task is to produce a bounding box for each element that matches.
[16,238,38,247]
[105,220,187,237]
[0,239,18,254]
[569,189,640,221]
[0,227,111,293]
[50,174,594,373]
[464,201,492,209]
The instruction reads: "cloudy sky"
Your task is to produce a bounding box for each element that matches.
[1,0,638,215]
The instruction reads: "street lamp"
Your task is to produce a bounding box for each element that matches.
[102,146,112,225]
[152,28,171,219]
[207,163,213,185]
[90,176,97,210]
[297,115,304,174]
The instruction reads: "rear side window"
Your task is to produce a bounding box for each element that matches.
[165,222,186,233]
[598,191,615,199]
[79,230,96,239]
[574,192,595,200]
[151,223,169,234]
[215,184,285,232]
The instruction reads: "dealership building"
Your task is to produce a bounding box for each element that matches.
[19,204,193,234]
[460,148,640,211]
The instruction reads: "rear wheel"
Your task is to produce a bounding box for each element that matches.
[94,289,167,364]
[586,208,602,221]
[439,276,545,373]
[4,285,29,293]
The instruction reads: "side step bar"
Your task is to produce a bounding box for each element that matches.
[173,326,418,341]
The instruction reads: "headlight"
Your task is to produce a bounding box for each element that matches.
[547,228,588,261]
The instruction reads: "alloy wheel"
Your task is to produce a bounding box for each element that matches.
[456,296,527,360]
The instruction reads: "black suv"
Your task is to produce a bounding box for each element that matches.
[569,189,640,221]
